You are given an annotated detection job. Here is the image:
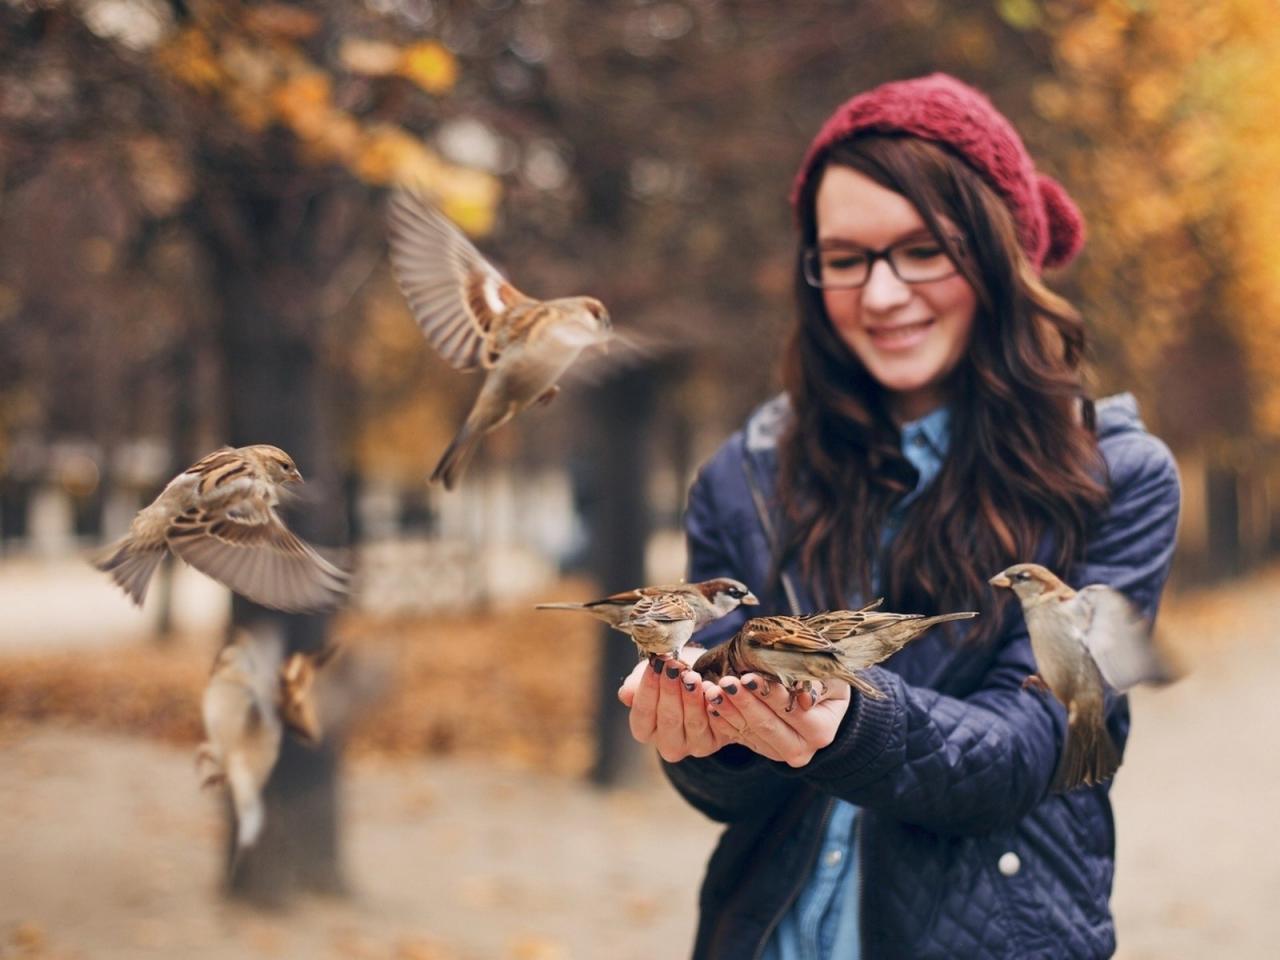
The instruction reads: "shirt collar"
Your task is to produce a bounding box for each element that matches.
[899,405,951,462]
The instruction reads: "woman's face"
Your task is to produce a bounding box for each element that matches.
[814,165,977,423]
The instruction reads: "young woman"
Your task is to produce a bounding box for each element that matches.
[620,74,1180,958]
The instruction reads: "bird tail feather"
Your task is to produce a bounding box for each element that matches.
[1052,716,1122,793]
[534,602,590,611]
[430,424,481,490]
[226,753,265,849]
[91,537,165,607]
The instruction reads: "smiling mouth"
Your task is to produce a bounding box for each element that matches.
[866,318,933,345]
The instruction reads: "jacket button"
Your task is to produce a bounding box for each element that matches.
[998,852,1021,877]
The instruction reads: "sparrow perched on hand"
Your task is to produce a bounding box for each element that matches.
[695,609,978,710]
[92,445,349,613]
[989,562,1176,792]
[387,189,614,489]
[535,578,758,662]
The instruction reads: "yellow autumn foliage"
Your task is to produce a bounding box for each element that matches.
[397,40,459,94]
[152,12,498,240]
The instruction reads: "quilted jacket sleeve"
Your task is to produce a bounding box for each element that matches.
[793,429,1181,835]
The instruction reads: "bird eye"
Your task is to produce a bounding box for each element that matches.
[727,587,744,598]
[1013,572,1030,582]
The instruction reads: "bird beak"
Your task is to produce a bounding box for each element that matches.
[743,593,760,606]
[291,470,305,484]
[988,574,1012,588]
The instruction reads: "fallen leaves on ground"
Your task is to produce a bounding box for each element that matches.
[0,579,607,776]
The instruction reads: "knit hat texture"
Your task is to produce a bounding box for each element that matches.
[791,73,1084,270]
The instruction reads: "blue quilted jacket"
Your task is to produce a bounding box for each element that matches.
[664,393,1181,959]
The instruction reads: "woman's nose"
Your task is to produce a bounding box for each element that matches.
[860,258,913,313]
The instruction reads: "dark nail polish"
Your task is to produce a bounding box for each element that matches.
[744,679,758,691]
[683,681,697,692]
[665,665,680,679]
[709,709,720,718]
[709,695,724,706]
[651,658,664,674]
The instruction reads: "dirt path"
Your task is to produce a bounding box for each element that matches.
[1,728,716,960]
[2,565,1279,959]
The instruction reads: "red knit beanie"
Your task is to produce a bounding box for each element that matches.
[791,73,1084,271]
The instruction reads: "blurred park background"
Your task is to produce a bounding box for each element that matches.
[2,1,1279,958]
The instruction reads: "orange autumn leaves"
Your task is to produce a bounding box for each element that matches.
[155,6,497,236]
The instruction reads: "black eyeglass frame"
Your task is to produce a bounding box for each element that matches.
[801,235,967,290]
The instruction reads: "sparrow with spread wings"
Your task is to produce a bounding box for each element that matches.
[387,189,615,489]
[989,562,1176,792]
[92,445,349,613]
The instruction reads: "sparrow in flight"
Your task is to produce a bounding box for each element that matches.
[92,445,349,613]
[387,189,614,489]
[990,562,1176,792]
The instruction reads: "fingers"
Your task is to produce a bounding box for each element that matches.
[616,658,650,708]
[704,677,787,763]
[680,669,719,758]
[730,675,809,764]
[627,658,664,744]
[654,661,690,762]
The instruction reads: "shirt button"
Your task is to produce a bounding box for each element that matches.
[824,849,844,868]
[998,851,1021,877]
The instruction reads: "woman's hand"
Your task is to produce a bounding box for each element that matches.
[701,674,851,767]
[619,660,852,767]
[618,658,732,762]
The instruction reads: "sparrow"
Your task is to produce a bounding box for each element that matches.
[91,445,349,613]
[278,643,342,746]
[989,562,1176,792]
[196,629,287,851]
[387,188,614,489]
[197,632,337,851]
[694,609,978,710]
[535,578,759,662]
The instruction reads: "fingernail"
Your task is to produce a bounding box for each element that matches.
[683,680,697,692]
[665,665,680,679]
[709,694,724,706]
[709,709,720,718]
[651,658,664,674]
[723,682,739,695]
[744,678,758,691]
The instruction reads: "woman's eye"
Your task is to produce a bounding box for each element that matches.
[823,253,868,271]
[901,244,946,260]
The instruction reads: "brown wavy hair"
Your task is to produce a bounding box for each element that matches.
[777,135,1108,641]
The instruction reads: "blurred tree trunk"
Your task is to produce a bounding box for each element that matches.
[587,367,656,787]
[199,152,361,901]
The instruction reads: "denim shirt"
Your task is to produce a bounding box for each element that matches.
[762,406,952,960]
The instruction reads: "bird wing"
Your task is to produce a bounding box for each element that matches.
[1072,585,1169,690]
[165,496,349,613]
[628,592,698,625]
[387,188,536,372]
[748,617,835,653]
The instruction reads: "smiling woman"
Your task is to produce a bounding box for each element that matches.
[618,73,1181,959]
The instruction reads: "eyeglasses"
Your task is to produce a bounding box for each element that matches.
[802,235,966,289]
